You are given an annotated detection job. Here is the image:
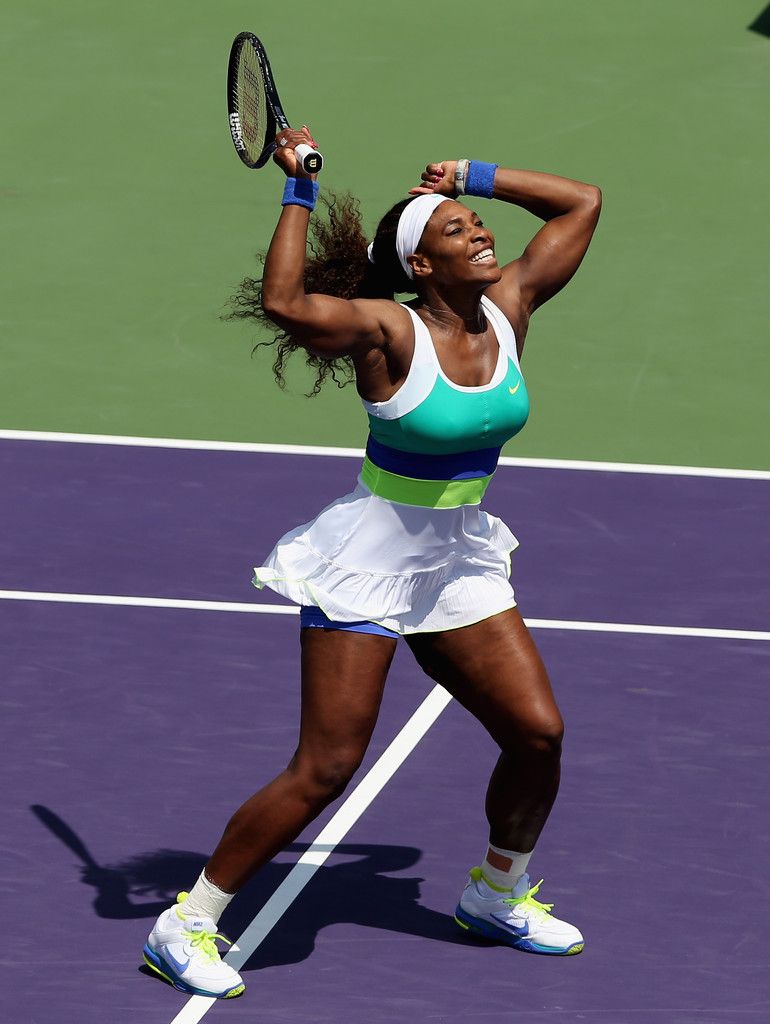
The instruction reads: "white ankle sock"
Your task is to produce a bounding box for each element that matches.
[180,871,235,925]
[481,843,532,892]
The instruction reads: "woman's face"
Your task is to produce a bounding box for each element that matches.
[411,201,502,288]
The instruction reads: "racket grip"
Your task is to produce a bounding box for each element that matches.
[295,143,324,175]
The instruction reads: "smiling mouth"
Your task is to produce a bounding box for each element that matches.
[469,248,495,264]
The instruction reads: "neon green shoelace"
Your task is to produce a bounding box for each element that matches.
[182,928,232,962]
[503,878,554,917]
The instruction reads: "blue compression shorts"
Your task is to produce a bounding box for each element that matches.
[299,605,399,639]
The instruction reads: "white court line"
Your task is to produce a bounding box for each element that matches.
[1,428,769,479]
[0,590,296,615]
[523,617,770,642]
[0,428,363,460]
[167,684,452,1024]
[1,590,768,641]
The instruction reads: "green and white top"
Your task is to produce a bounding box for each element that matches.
[253,296,528,634]
[361,295,529,508]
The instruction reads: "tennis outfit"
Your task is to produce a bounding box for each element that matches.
[253,295,530,636]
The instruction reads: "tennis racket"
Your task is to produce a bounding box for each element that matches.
[227,32,323,175]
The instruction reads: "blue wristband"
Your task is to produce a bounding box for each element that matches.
[281,177,319,211]
[465,161,498,199]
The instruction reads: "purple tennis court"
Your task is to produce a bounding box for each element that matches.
[2,437,769,1024]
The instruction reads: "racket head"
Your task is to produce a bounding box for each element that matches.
[227,32,287,169]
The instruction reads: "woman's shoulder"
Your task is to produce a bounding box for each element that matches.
[348,297,415,346]
[483,282,521,322]
[482,284,529,350]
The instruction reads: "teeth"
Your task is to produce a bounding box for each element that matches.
[470,249,494,263]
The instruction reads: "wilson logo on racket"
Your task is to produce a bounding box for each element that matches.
[229,113,245,150]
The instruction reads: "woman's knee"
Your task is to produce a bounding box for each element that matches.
[503,712,564,759]
[289,748,364,804]
[532,714,564,756]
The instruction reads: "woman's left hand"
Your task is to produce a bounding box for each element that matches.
[409,161,458,196]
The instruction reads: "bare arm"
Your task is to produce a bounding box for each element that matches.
[488,167,601,314]
[261,129,389,358]
[411,162,601,318]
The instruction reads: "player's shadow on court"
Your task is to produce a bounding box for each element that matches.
[31,805,467,967]
[228,843,472,971]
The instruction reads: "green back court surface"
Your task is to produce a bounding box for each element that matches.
[2,1,768,469]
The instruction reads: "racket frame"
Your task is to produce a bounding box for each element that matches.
[227,32,322,173]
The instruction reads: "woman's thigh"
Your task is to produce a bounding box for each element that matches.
[404,608,562,749]
[295,627,398,768]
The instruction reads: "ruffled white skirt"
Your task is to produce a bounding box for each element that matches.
[253,474,519,635]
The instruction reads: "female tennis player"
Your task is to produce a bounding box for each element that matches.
[143,126,601,999]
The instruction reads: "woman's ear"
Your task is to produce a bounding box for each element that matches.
[409,253,431,279]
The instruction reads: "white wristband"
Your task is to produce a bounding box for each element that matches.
[454,159,470,196]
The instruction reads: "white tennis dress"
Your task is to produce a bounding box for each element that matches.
[253,296,530,635]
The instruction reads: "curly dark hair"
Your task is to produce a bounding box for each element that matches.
[225,191,419,396]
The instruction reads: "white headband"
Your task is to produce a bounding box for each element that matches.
[397,194,450,278]
[367,194,451,280]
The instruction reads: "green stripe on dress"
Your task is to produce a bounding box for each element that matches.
[360,457,493,508]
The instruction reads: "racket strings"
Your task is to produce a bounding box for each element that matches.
[236,45,270,162]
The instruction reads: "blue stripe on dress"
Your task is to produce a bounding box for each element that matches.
[365,435,501,481]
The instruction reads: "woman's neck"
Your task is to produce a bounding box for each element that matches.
[415,286,486,335]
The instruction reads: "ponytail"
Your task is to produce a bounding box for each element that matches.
[226,191,418,396]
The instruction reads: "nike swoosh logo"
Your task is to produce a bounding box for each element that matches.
[163,949,191,974]
[490,912,529,937]
[509,381,521,395]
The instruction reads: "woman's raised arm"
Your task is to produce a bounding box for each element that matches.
[411,161,601,317]
[489,167,601,314]
[261,129,390,357]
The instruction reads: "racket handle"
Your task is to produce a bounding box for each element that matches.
[295,143,324,175]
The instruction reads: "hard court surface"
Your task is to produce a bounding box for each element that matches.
[2,438,768,1024]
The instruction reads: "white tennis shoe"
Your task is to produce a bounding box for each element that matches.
[455,868,584,955]
[143,892,245,998]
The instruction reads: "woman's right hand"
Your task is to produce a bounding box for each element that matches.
[409,161,458,196]
[272,126,319,178]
